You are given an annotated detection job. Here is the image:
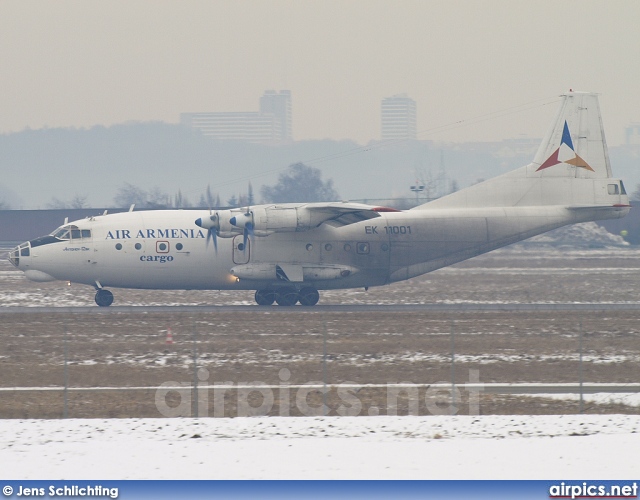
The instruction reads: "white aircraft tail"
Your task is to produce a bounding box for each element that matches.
[416,91,629,212]
[532,91,611,179]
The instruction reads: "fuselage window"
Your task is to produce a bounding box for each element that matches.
[115,243,123,250]
[356,242,370,254]
[135,243,142,250]
[175,243,183,251]
[81,229,91,238]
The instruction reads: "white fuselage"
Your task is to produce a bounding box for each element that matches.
[10,202,628,293]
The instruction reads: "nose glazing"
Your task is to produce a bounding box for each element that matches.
[8,242,29,267]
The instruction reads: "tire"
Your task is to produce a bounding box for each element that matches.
[298,287,319,306]
[275,288,298,306]
[95,289,114,307]
[255,289,276,306]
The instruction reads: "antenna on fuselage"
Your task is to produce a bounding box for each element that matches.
[129,204,135,212]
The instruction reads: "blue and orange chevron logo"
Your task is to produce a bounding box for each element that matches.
[536,121,595,172]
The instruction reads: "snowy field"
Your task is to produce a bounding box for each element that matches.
[3,415,640,479]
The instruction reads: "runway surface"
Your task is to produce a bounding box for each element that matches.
[2,382,640,394]
[2,302,640,314]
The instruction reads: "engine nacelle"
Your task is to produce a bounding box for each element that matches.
[196,205,350,236]
[230,263,358,282]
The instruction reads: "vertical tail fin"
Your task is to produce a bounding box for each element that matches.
[531,91,612,178]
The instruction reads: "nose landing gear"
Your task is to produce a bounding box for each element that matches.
[95,288,114,307]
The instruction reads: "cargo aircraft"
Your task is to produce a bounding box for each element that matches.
[8,91,630,306]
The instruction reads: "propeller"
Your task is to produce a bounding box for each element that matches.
[195,212,220,253]
[230,210,254,252]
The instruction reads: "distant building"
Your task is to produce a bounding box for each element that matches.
[625,123,640,145]
[381,93,417,141]
[181,90,292,144]
[260,90,292,141]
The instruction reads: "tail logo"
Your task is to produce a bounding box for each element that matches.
[536,121,595,172]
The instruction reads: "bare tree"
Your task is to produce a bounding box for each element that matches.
[261,163,339,203]
[147,187,170,209]
[70,194,88,209]
[114,183,148,208]
[46,197,68,209]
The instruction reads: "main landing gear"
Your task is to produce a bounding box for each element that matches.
[255,287,320,306]
[95,288,114,307]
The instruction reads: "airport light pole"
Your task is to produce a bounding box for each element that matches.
[63,320,69,419]
[192,321,199,418]
[410,182,425,206]
[579,321,584,414]
[450,320,456,415]
[323,321,328,416]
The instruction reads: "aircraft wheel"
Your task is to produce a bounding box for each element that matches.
[275,288,298,306]
[95,289,114,307]
[255,289,276,306]
[298,287,319,306]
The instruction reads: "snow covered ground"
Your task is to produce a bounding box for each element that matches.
[3,415,640,479]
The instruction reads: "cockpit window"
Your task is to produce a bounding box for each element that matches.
[53,228,70,240]
[51,225,91,240]
[620,181,627,195]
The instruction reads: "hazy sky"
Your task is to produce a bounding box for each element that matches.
[1,0,639,145]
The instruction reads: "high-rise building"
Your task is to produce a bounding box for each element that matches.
[381,93,417,141]
[181,90,292,144]
[260,90,292,141]
[625,123,640,145]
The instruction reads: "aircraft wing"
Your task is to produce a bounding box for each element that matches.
[304,202,399,227]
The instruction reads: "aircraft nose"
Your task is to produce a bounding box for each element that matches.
[8,242,29,268]
[8,246,19,268]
